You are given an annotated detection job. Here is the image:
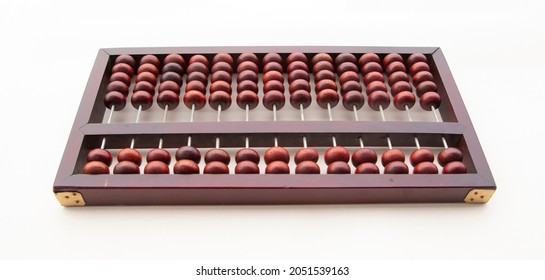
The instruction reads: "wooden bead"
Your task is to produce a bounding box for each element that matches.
[262,62,283,73]
[288,69,310,83]
[211,70,232,84]
[237,70,258,83]
[315,79,337,93]
[312,61,334,74]
[87,148,113,166]
[134,81,155,95]
[212,53,233,66]
[340,80,362,95]
[381,148,405,167]
[295,161,320,174]
[204,161,230,174]
[158,80,181,94]
[289,79,311,94]
[355,163,380,174]
[358,53,380,68]
[185,80,206,93]
[336,62,358,76]
[407,53,428,67]
[235,161,260,174]
[365,81,387,95]
[316,89,339,109]
[161,62,184,75]
[342,90,365,110]
[104,91,126,110]
[314,70,335,83]
[393,91,416,110]
[117,148,142,165]
[367,90,390,110]
[112,63,134,76]
[164,53,186,68]
[83,161,110,174]
[144,161,170,174]
[383,53,403,67]
[188,54,209,66]
[263,80,285,97]
[263,90,285,110]
[384,161,409,174]
[186,71,208,85]
[183,90,206,110]
[409,61,431,75]
[416,81,438,96]
[187,62,209,76]
[131,91,154,110]
[137,63,159,76]
[339,71,359,85]
[211,61,233,75]
[263,70,284,84]
[412,71,434,86]
[442,161,467,174]
[115,55,136,68]
[106,81,129,96]
[388,71,409,85]
[361,62,383,76]
[135,72,157,85]
[110,72,131,85]
[140,54,160,68]
[335,53,357,67]
[327,161,351,174]
[351,148,378,166]
[413,162,438,174]
[175,146,201,163]
[325,146,350,165]
[209,91,232,110]
[209,81,232,94]
[290,90,312,109]
[237,80,258,94]
[173,159,200,174]
[237,90,259,109]
[363,71,385,86]
[157,90,179,109]
[264,146,290,164]
[294,148,319,164]
[160,72,182,85]
[385,61,406,75]
[438,147,463,167]
[311,53,333,65]
[262,53,282,65]
[390,81,412,96]
[286,52,308,65]
[146,148,171,164]
[265,161,290,174]
[237,61,259,74]
[113,161,140,174]
[419,91,441,111]
[287,61,308,73]
[204,149,230,164]
[235,148,260,164]
[409,148,434,167]
[237,53,258,65]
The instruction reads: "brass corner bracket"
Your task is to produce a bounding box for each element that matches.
[464,189,495,203]
[55,192,86,206]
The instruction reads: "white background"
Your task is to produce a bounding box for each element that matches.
[0,0,544,262]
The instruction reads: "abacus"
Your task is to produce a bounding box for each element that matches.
[53,46,496,206]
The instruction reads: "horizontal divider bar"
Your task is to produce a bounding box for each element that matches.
[56,173,493,189]
[82,121,465,136]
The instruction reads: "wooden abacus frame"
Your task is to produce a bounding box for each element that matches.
[53,46,496,206]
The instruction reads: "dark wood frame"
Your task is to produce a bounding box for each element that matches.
[53,46,495,205]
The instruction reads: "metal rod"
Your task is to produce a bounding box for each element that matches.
[432,105,449,148]
[303,136,308,148]
[300,103,305,121]
[353,105,359,121]
[358,136,364,148]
